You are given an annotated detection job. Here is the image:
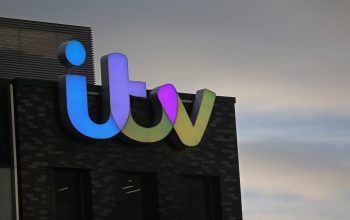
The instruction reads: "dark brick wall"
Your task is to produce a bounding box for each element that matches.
[14,79,242,220]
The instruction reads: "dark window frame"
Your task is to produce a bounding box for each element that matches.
[0,83,13,168]
[115,170,160,220]
[182,175,223,220]
[52,168,93,220]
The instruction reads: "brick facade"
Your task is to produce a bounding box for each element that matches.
[13,79,242,220]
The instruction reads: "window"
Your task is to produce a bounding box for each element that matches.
[0,86,11,167]
[0,85,14,220]
[116,171,159,220]
[54,169,92,220]
[184,175,222,220]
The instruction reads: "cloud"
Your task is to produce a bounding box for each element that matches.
[239,112,350,197]
[240,139,350,200]
[2,0,350,116]
[243,187,350,220]
[240,142,350,219]
[239,112,350,219]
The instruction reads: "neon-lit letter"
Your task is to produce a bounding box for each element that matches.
[172,89,216,147]
[58,40,119,139]
[101,53,146,129]
[59,75,120,139]
[120,84,175,143]
[58,40,216,147]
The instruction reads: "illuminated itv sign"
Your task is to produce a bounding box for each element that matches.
[58,40,216,147]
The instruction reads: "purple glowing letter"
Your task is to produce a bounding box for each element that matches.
[157,84,178,124]
[103,53,146,129]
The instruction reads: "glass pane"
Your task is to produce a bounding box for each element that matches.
[0,168,13,220]
[0,86,11,166]
[186,177,209,220]
[121,174,144,220]
[185,176,222,220]
[117,172,159,220]
[54,169,91,220]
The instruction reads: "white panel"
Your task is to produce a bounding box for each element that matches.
[0,168,13,220]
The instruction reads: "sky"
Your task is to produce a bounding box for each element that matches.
[1,0,350,219]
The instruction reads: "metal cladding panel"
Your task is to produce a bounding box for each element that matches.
[0,17,95,84]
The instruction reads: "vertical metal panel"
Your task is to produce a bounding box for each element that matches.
[0,17,95,84]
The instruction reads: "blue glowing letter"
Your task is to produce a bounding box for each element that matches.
[59,74,120,139]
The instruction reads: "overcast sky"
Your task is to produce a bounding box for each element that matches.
[1,0,350,219]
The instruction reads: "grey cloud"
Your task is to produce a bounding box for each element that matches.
[239,136,350,199]
[238,133,350,218]
[237,112,350,141]
[243,191,350,220]
[237,109,350,219]
[2,1,350,116]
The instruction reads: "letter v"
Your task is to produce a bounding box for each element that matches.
[160,89,216,147]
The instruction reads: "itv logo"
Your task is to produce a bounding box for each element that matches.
[58,40,216,147]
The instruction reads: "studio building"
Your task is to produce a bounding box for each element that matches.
[0,17,242,220]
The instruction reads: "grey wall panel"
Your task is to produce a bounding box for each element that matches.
[0,168,13,220]
[0,17,95,84]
